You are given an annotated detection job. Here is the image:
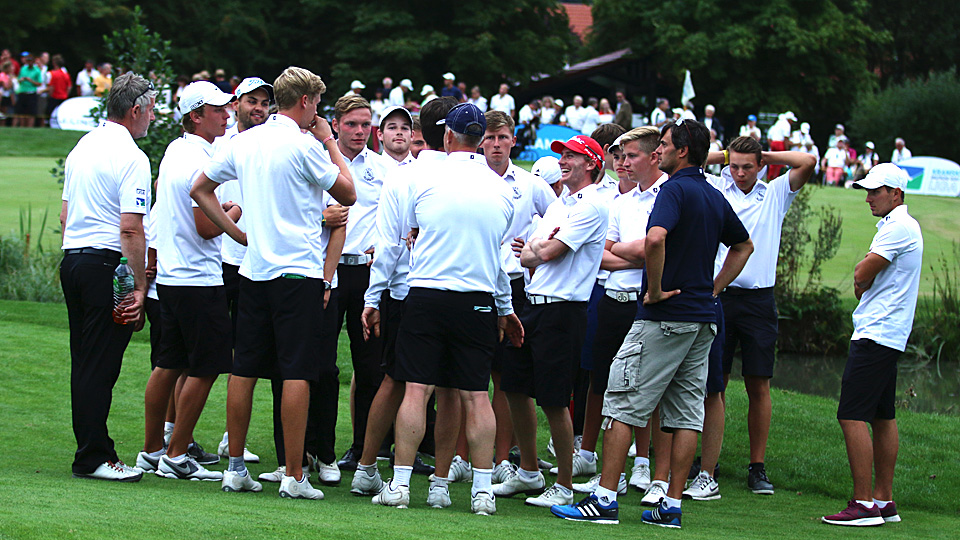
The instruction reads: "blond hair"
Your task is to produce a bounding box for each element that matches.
[273,66,326,111]
[618,126,661,155]
[334,94,371,121]
[484,110,515,133]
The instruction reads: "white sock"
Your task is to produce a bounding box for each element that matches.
[228,456,245,473]
[594,485,618,505]
[433,476,448,488]
[856,499,876,508]
[634,456,650,467]
[874,499,891,509]
[357,462,377,475]
[517,467,539,481]
[164,422,175,432]
[147,449,163,458]
[471,467,492,496]
[168,453,187,463]
[555,483,572,496]
[663,495,681,509]
[578,449,596,462]
[393,465,413,487]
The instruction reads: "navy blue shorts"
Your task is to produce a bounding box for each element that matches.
[579,281,605,370]
[706,298,726,393]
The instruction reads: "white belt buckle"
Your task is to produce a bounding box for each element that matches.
[616,291,630,303]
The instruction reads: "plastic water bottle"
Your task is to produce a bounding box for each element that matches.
[112,257,135,324]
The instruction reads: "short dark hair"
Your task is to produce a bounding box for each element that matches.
[419,96,458,150]
[727,135,762,164]
[591,123,626,149]
[661,119,710,167]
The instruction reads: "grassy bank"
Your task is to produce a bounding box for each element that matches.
[0,299,957,539]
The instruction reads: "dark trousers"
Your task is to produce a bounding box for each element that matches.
[271,289,340,465]
[60,252,133,474]
[222,263,240,347]
[335,264,384,453]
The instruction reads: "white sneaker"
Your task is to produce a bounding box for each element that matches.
[683,470,721,501]
[448,455,473,482]
[279,474,324,500]
[573,435,583,453]
[525,484,573,507]
[163,429,173,448]
[157,455,222,481]
[492,469,545,497]
[471,491,496,516]
[136,451,162,473]
[547,437,556,457]
[372,480,410,508]
[351,467,385,495]
[316,461,341,486]
[492,460,515,484]
[549,453,597,477]
[74,461,143,482]
[222,470,263,492]
[259,466,286,483]
[217,436,260,463]
[426,478,452,508]
[628,440,637,458]
[641,479,668,506]
[629,462,652,491]
[572,474,627,495]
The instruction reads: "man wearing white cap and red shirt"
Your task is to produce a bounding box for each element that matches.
[440,72,463,102]
[378,105,415,165]
[822,163,922,527]
[344,79,365,97]
[138,80,238,481]
[389,78,413,107]
[766,111,796,178]
[494,134,609,509]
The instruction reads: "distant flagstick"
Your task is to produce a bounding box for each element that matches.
[682,70,696,108]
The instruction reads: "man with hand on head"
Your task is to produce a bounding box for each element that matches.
[191,66,356,499]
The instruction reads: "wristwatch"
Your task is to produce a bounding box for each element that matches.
[323,279,332,290]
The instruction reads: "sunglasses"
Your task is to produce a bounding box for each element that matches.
[675,117,693,140]
[135,80,156,103]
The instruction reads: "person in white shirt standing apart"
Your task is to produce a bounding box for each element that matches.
[692,136,816,501]
[60,72,156,483]
[373,103,523,515]
[822,164,922,527]
[495,134,610,509]
[890,137,912,164]
[138,81,238,482]
[327,94,394,472]
[192,66,356,499]
[490,83,516,118]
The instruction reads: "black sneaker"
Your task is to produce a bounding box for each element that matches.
[187,442,220,466]
[377,448,395,462]
[337,447,359,471]
[747,463,774,495]
[688,456,720,479]
[388,453,436,475]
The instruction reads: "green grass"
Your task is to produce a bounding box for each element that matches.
[0,126,85,157]
[0,299,958,539]
[0,157,65,238]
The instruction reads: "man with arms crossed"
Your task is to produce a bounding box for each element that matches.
[552,120,752,527]
[60,72,156,482]
[192,66,356,499]
[494,134,609,509]
[372,103,522,514]
[822,164,921,527]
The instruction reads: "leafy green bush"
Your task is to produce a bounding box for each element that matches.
[850,69,960,162]
[0,208,62,303]
[906,242,960,365]
[775,185,851,354]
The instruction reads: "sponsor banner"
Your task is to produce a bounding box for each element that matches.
[50,97,103,132]
[515,123,584,162]
[898,157,960,197]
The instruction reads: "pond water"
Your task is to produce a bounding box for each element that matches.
[728,353,960,416]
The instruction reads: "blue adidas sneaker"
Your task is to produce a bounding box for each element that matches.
[642,499,682,528]
[551,494,619,524]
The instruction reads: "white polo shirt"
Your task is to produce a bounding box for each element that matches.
[364,151,447,309]
[61,120,151,251]
[213,125,246,267]
[708,168,797,289]
[500,162,556,278]
[204,113,339,281]
[145,211,159,301]
[341,146,391,257]
[605,174,667,292]
[594,176,628,284]
[490,93,515,115]
[405,151,515,315]
[852,205,923,351]
[382,151,414,167]
[526,183,610,302]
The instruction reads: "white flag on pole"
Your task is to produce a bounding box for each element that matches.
[682,70,696,108]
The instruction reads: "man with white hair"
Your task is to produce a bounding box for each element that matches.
[566,96,585,132]
[891,138,911,164]
[702,105,723,143]
[822,164,921,527]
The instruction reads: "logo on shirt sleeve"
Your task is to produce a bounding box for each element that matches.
[136,197,146,207]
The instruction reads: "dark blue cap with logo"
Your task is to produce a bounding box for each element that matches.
[437,102,486,137]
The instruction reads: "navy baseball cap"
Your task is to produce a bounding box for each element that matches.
[437,103,486,137]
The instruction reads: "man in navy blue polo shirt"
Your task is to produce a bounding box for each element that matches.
[552,119,753,528]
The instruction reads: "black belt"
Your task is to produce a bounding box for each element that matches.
[722,286,774,297]
[63,247,122,258]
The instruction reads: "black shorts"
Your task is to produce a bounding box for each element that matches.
[720,287,778,377]
[501,301,587,407]
[838,339,900,421]
[379,291,404,379]
[222,263,241,345]
[145,296,162,369]
[706,298,726,393]
[15,93,37,116]
[492,277,526,372]
[394,287,497,392]
[155,285,232,377]
[579,281,605,370]
[233,275,327,381]
[589,294,636,395]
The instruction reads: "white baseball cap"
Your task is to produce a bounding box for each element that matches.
[379,105,413,130]
[532,156,562,185]
[783,111,797,121]
[179,81,235,115]
[400,78,413,90]
[351,80,365,90]
[421,84,434,96]
[854,163,909,191]
[233,77,273,101]
[866,141,876,149]
[443,72,456,80]
[609,133,627,153]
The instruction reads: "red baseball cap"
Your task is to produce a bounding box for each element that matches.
[551,135,604,171]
